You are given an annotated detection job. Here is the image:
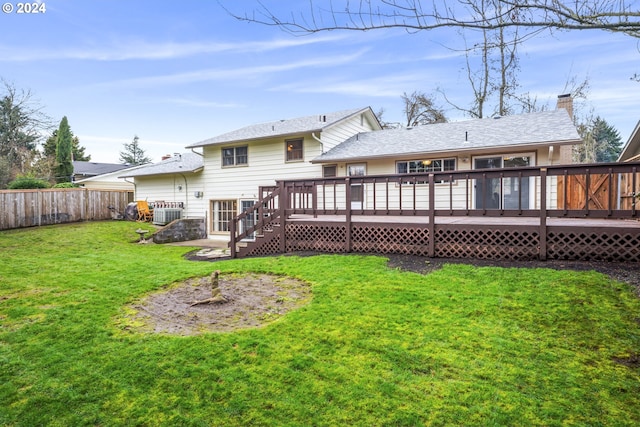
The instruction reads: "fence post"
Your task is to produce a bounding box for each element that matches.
[539,168,547,261]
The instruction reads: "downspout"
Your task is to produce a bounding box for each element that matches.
[312,132,324,153]
[189,149,206,221]
[124,178,137,200]
[178,173,188,215]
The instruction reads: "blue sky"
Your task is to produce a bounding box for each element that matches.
[2,0,638,163]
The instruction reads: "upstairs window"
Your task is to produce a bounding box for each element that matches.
[222,146,248,167]
[286,139,303,162]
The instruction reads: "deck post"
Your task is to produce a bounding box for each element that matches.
[313,181,318,218]
[539,168,547,261]
[428,173,435,257]
[229,219,237,258]
[345,177,352,253]
[279,181,287,254]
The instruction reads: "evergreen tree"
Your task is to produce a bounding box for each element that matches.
[54,116,73,183]
[43,130,90,161]
[591,117,623,162]
[574,116,623,163]
[119,135,151,165]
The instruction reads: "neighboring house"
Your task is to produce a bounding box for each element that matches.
[118,152,205,219]
[75,167,136,192]
[72,161,130,182]
[618,119,640,162]
[617,119,640,210]
[184,107,382,235]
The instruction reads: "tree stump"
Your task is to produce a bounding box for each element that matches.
[190,270,228,306]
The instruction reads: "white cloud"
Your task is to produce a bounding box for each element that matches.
[0,34,347,62]
[94,50,369,88]
[160,98,243,108]
[270,73,434,97]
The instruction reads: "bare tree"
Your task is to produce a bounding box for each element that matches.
[438,5,521,119]
[402,91,447,126]
[0,80,52,182]
[223,1,640,38]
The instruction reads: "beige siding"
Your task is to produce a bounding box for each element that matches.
[202,136,325,201]
[321,149,562,210]
[79,178,134,191]
[134,173,206,218]
[321,113,379,151]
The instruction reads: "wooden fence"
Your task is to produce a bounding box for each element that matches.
[0,188,132,231]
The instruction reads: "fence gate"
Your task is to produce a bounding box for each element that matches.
[557,173,618,210]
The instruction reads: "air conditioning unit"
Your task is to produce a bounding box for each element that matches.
[153,208,183,225]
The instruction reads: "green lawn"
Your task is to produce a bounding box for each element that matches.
[1,221,639,426]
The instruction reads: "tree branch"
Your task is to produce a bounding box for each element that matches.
[221,0,640,37]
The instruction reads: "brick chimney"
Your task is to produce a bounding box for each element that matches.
[556,94,573,119]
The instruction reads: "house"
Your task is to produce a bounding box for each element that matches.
[129,99,582,238]
[312,101,580,211]
[183,107,382,235]
[618,119,640,162]
[117,152,205,218]
[72,161,130,182]
[617,119,640,209]
[75,168,135,192]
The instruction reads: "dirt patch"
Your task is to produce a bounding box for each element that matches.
[119,273,312,335]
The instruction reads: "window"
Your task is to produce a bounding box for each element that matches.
[323,165,337,178]
[396,158,456,183]
[286,139,303,162]
[211,200,236,232]
[222,146,248,167]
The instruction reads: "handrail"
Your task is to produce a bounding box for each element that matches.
[228,161,640,257]
[274,161,640,219]
[229,186,281,257]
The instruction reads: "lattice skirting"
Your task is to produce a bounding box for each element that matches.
[237,221,640,262]
[351,224,430,256]
[241,230,281,257]
[547,227,640,262]
[286,223,346,253]
[435,225,540,260]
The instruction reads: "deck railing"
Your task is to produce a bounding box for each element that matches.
[229,161,640,257]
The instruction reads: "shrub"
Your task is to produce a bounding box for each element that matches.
[53,182,76,188]
[7,176,51,189]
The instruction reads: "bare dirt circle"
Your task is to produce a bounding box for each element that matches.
[119,273,312,335]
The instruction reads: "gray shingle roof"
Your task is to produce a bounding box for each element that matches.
[186,107,372,148]
[72,161,129,176]
[313,109,581,163]
[118,153,203,178]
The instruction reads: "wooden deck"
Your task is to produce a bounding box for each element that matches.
[288,214,640,228]
[230,162,640,262]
